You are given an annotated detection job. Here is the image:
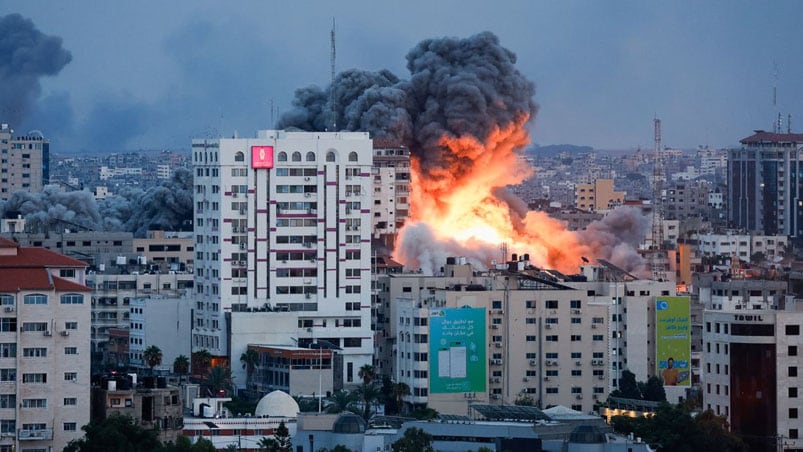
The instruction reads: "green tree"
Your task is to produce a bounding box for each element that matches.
[192,349,213,376]
[206,365,233,396]
[639,376,667,402]
[330,446,353,452]
[392,382,411,414]
[353,382,381,421]
[615,370,641,399]
[259,420,292,452]
[358,364,376,385]
[173,355,190,376]
[143,345,163,375]
[325,390,355,414]
[611,404,747,451]
[63,414,161,452]
[240,348,260,389]
[391,427,434,452]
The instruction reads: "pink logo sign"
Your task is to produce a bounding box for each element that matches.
[251,145,274,169]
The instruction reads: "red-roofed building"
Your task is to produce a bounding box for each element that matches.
[0,237,91,451]
[728,130,803,237]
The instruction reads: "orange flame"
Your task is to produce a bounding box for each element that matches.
[401,114,590,274]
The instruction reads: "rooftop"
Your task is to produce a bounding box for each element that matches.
[740,130,803,145]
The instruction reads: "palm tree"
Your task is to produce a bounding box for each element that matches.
[206,365,233,396]
[173,354,190,376]
[392,382,411,414]
[143,345,162,375]
[240,348,260,389]
[358,364,376,385]
[353,383,381,421]
[192,349,213,376]
[325,390,355,414]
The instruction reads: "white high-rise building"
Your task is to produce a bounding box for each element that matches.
[192,130,374,387]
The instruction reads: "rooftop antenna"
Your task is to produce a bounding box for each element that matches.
[330,18,337,132]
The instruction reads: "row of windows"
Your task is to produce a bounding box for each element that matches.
[0,293,84,305]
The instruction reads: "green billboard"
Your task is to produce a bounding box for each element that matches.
[655,296,691,386]
[429,307,486,393]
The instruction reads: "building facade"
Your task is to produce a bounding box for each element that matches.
[192,131,373,386]
[728,130,803,237]
[0,124,49,200]
[0,237,91,451]
[575,179,625,212]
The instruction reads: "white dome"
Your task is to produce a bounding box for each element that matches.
[254,390,300,418]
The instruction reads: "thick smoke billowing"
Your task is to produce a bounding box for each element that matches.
[279,31,648,274]
[279,32,535,178]
[0,13,72,126]
[0,169,193,237]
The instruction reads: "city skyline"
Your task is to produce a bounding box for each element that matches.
[2,1,802,153]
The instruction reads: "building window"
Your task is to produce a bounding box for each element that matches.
[790,346,798,357]
[306,152,315,162]
[234,151,244,162]
[326,151,336,162]
[22,373,47,383]
[23,294,47,305]
[277,151,287,162]
[21,399,46,408]
[787,325,800,336]
[64,422,77,431]
[0,294,13,306]
[60,294,84,304]
[790,387,798,398]
[22,348,47,358]
[791,429,799,440]
[546,300,558,309]
[790,408,798,419]
[64,347,78,355]
[64,372,77,382]
[64,398,77,406]
[348,151,358,162]
[791,366,798,378]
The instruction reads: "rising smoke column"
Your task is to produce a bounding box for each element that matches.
[0,14,72,125]
[280,31,647,275]
[0,169,194,237]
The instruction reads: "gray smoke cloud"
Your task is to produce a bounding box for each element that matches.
[576,206,650,276]
[0,13,72,126]
[279,31,536,176]
[281,31,648,274]
[0,169,193,237]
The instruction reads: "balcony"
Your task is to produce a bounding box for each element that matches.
[18,429,53,440]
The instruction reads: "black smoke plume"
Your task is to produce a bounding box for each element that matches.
[280,31,647,273]
[278,31,535,180]
[0,14,72,125]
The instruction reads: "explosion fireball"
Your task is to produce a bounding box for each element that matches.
[279,31,648,275]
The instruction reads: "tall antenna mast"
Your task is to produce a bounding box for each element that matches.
[330,18,337,132]
[650,117,666,280]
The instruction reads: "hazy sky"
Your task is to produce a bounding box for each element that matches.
[4,0,803,152]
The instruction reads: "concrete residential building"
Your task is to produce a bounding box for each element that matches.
[0,124,49,200]
[728,130,803,237]
[371,147,411,252]
[383,257,677,415]
[0,237,91,452]
[86,273,194,364]
[192,130,373,388]
[132,230,195,273]
[128,296,192,373]
[695,232,789,261]
[700,277,802,452]
[575,179,625,212]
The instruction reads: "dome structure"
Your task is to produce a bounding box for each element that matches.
[332,413,366,434]
[254,390,300,418]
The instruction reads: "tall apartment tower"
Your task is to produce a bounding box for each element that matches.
[371,147,411,252]
[0,237,91,451]
[0,124,50,200]
[728,130,803,237]
[191,131,374,383]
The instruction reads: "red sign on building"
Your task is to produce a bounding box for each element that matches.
[251,145,274,169]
